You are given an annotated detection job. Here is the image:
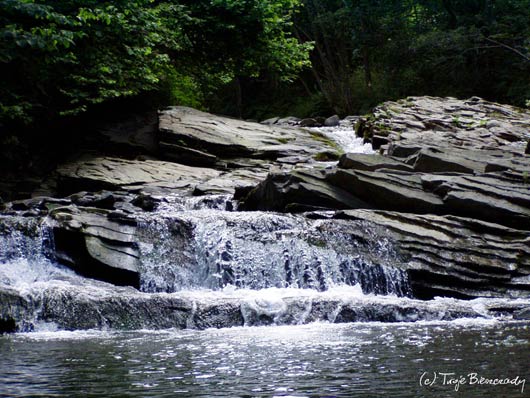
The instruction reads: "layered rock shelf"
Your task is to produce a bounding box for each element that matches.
[1,96,530,332]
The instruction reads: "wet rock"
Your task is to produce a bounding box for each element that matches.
[131,193,160,212]
[338,153,413,172]
[332,209,530,299]
[324,114,340,127]
[4,277,529,331]
[299,118,320,127]
[51,206,141,288]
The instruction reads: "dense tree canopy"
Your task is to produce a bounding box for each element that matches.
[0,0,311,125]
[289,0,530,115]
[1,0,529,124]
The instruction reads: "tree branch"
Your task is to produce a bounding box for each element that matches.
[483,36,530,62]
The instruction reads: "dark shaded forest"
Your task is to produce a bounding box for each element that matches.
[1,0,529,159]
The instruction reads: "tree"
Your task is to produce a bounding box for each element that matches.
[0,0,311,125]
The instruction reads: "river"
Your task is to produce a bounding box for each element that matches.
[1,320,529,397]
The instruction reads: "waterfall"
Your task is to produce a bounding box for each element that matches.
[311,120,374,154]
[135,202,411,297]
[0,216,71,290]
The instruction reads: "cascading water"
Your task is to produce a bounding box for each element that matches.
[311,120,375,154]
[0,216,70,291]
[1,124,528,333]
[136,205,411,297]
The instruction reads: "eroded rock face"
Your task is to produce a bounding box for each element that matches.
[330,210,530,299]
[50,205,141,288]
[237,97,530,300]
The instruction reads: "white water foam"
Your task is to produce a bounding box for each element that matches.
[311,121,375,154]
[0,258,76,294]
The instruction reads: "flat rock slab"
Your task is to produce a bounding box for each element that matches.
[54,155,266,196]
[4,280,529,332]
[158,106,338,164]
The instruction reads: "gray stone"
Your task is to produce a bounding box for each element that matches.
[299,118,320,127]
[55,155,221,196]
[158,107,337,164]
[261,116,280,125]
[338,153,413,172]
[240,168,373,212]
[332,209,530,299]
[329,169,445,214]
[324,115,341,127]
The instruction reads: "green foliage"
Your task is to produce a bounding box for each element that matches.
[159,68,203,109]
[1,0,184,123]
[0,0,311,125]
[287,0,530,115]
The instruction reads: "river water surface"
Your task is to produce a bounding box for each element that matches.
[1,320,529,398]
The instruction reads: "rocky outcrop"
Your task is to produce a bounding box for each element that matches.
[328,210,530,299]
[361,96,530,154]
[237,97,530,299]
[2,97,530,334]
[242,97,530,229]
[43,107,344,199]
